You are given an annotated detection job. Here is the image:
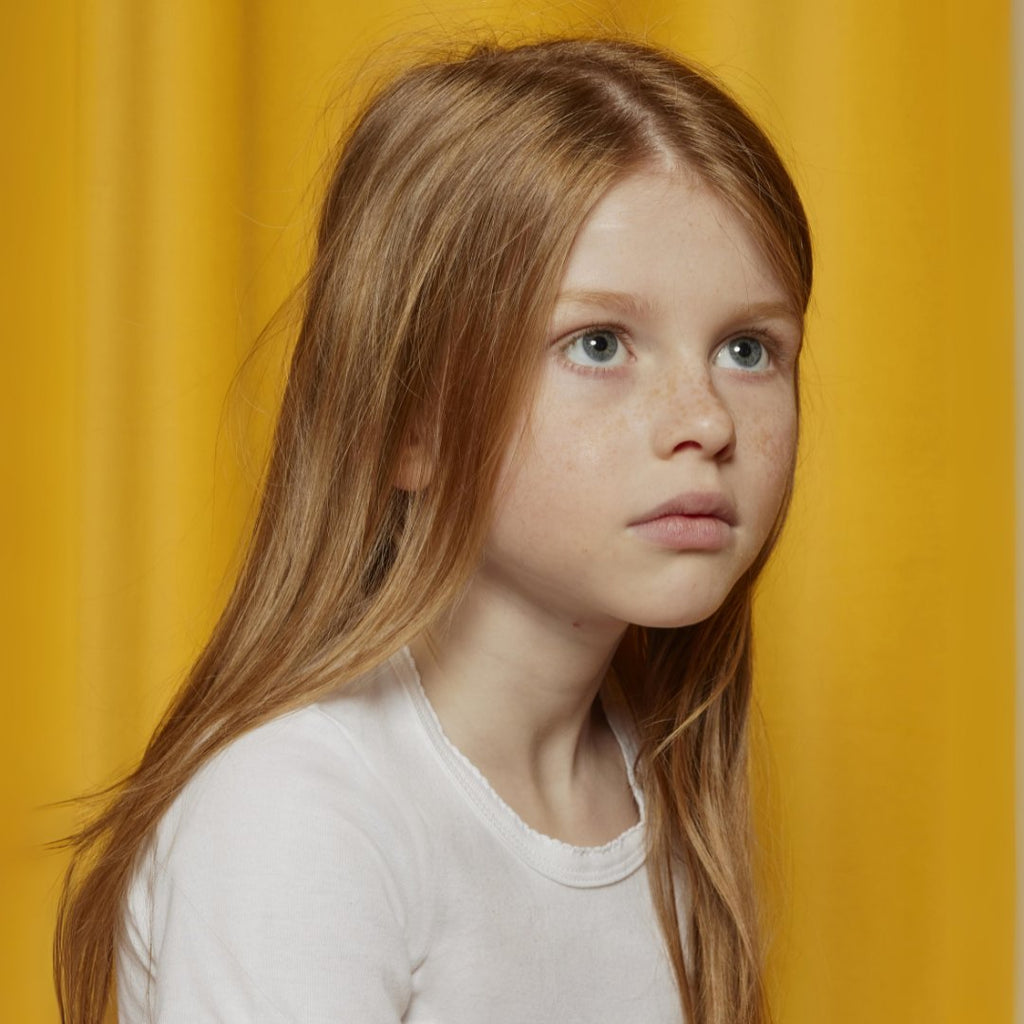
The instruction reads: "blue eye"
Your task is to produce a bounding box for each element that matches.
[715,336,769,371]
[564,329,626,367]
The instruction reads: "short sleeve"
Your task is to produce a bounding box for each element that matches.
[117,709,428,1024]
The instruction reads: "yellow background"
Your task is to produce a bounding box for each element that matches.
[2,1,1014,1021]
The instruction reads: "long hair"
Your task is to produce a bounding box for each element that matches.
[53,36,812,1024]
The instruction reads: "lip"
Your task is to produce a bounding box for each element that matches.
[629,492,736,551]
[630,492,737,527]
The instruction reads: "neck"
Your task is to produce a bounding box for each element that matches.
[409,567,629,810]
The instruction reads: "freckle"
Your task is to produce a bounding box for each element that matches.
[748,423,794,460]
[571,621,581,629]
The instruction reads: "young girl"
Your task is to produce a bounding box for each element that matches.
[54,36,812,1024]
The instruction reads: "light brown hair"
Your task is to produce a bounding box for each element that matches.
[53,36,812,1024]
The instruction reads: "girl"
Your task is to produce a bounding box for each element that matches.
[54,36,812,1024]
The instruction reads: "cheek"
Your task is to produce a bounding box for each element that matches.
[748,403,798,514]
[488,392,631,552]
[751,410,797,467]
[508,381,632,492]
[496,423,611,522]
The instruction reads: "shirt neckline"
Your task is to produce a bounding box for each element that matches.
[392,645,647,889]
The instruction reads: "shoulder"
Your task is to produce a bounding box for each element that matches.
[118,654,433,1021]
[152,653,431,906]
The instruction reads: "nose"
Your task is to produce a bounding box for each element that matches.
[650,365,736,460]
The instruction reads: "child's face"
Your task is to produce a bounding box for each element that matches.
[482,164,802,633]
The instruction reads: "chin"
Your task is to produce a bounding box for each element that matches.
[620,579,746,630]
[629,613,717,631]
[627,601,731,631]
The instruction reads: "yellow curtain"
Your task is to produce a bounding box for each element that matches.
[3,2,1014,1021]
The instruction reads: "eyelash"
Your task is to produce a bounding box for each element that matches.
[555,324,785,376]
[556,324,633,377]
[717,328,780,373]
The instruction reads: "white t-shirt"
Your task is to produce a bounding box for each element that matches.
[117,647,684,1022]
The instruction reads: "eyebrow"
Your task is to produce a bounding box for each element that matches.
[731,299,803,324]
[554,289,802,325]
[554,289,657,320]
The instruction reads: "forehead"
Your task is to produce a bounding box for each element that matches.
[556,166,793,320]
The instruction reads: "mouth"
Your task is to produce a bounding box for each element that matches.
[631,492,737,527]
[629,492,736,551]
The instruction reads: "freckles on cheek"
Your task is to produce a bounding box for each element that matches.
[740,403,797,493]
[743,395,797,460]
[750,423,795,463]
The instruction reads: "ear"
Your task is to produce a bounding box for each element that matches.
[393,422,434,492]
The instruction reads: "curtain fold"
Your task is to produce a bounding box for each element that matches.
[2,2,1014,1020]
